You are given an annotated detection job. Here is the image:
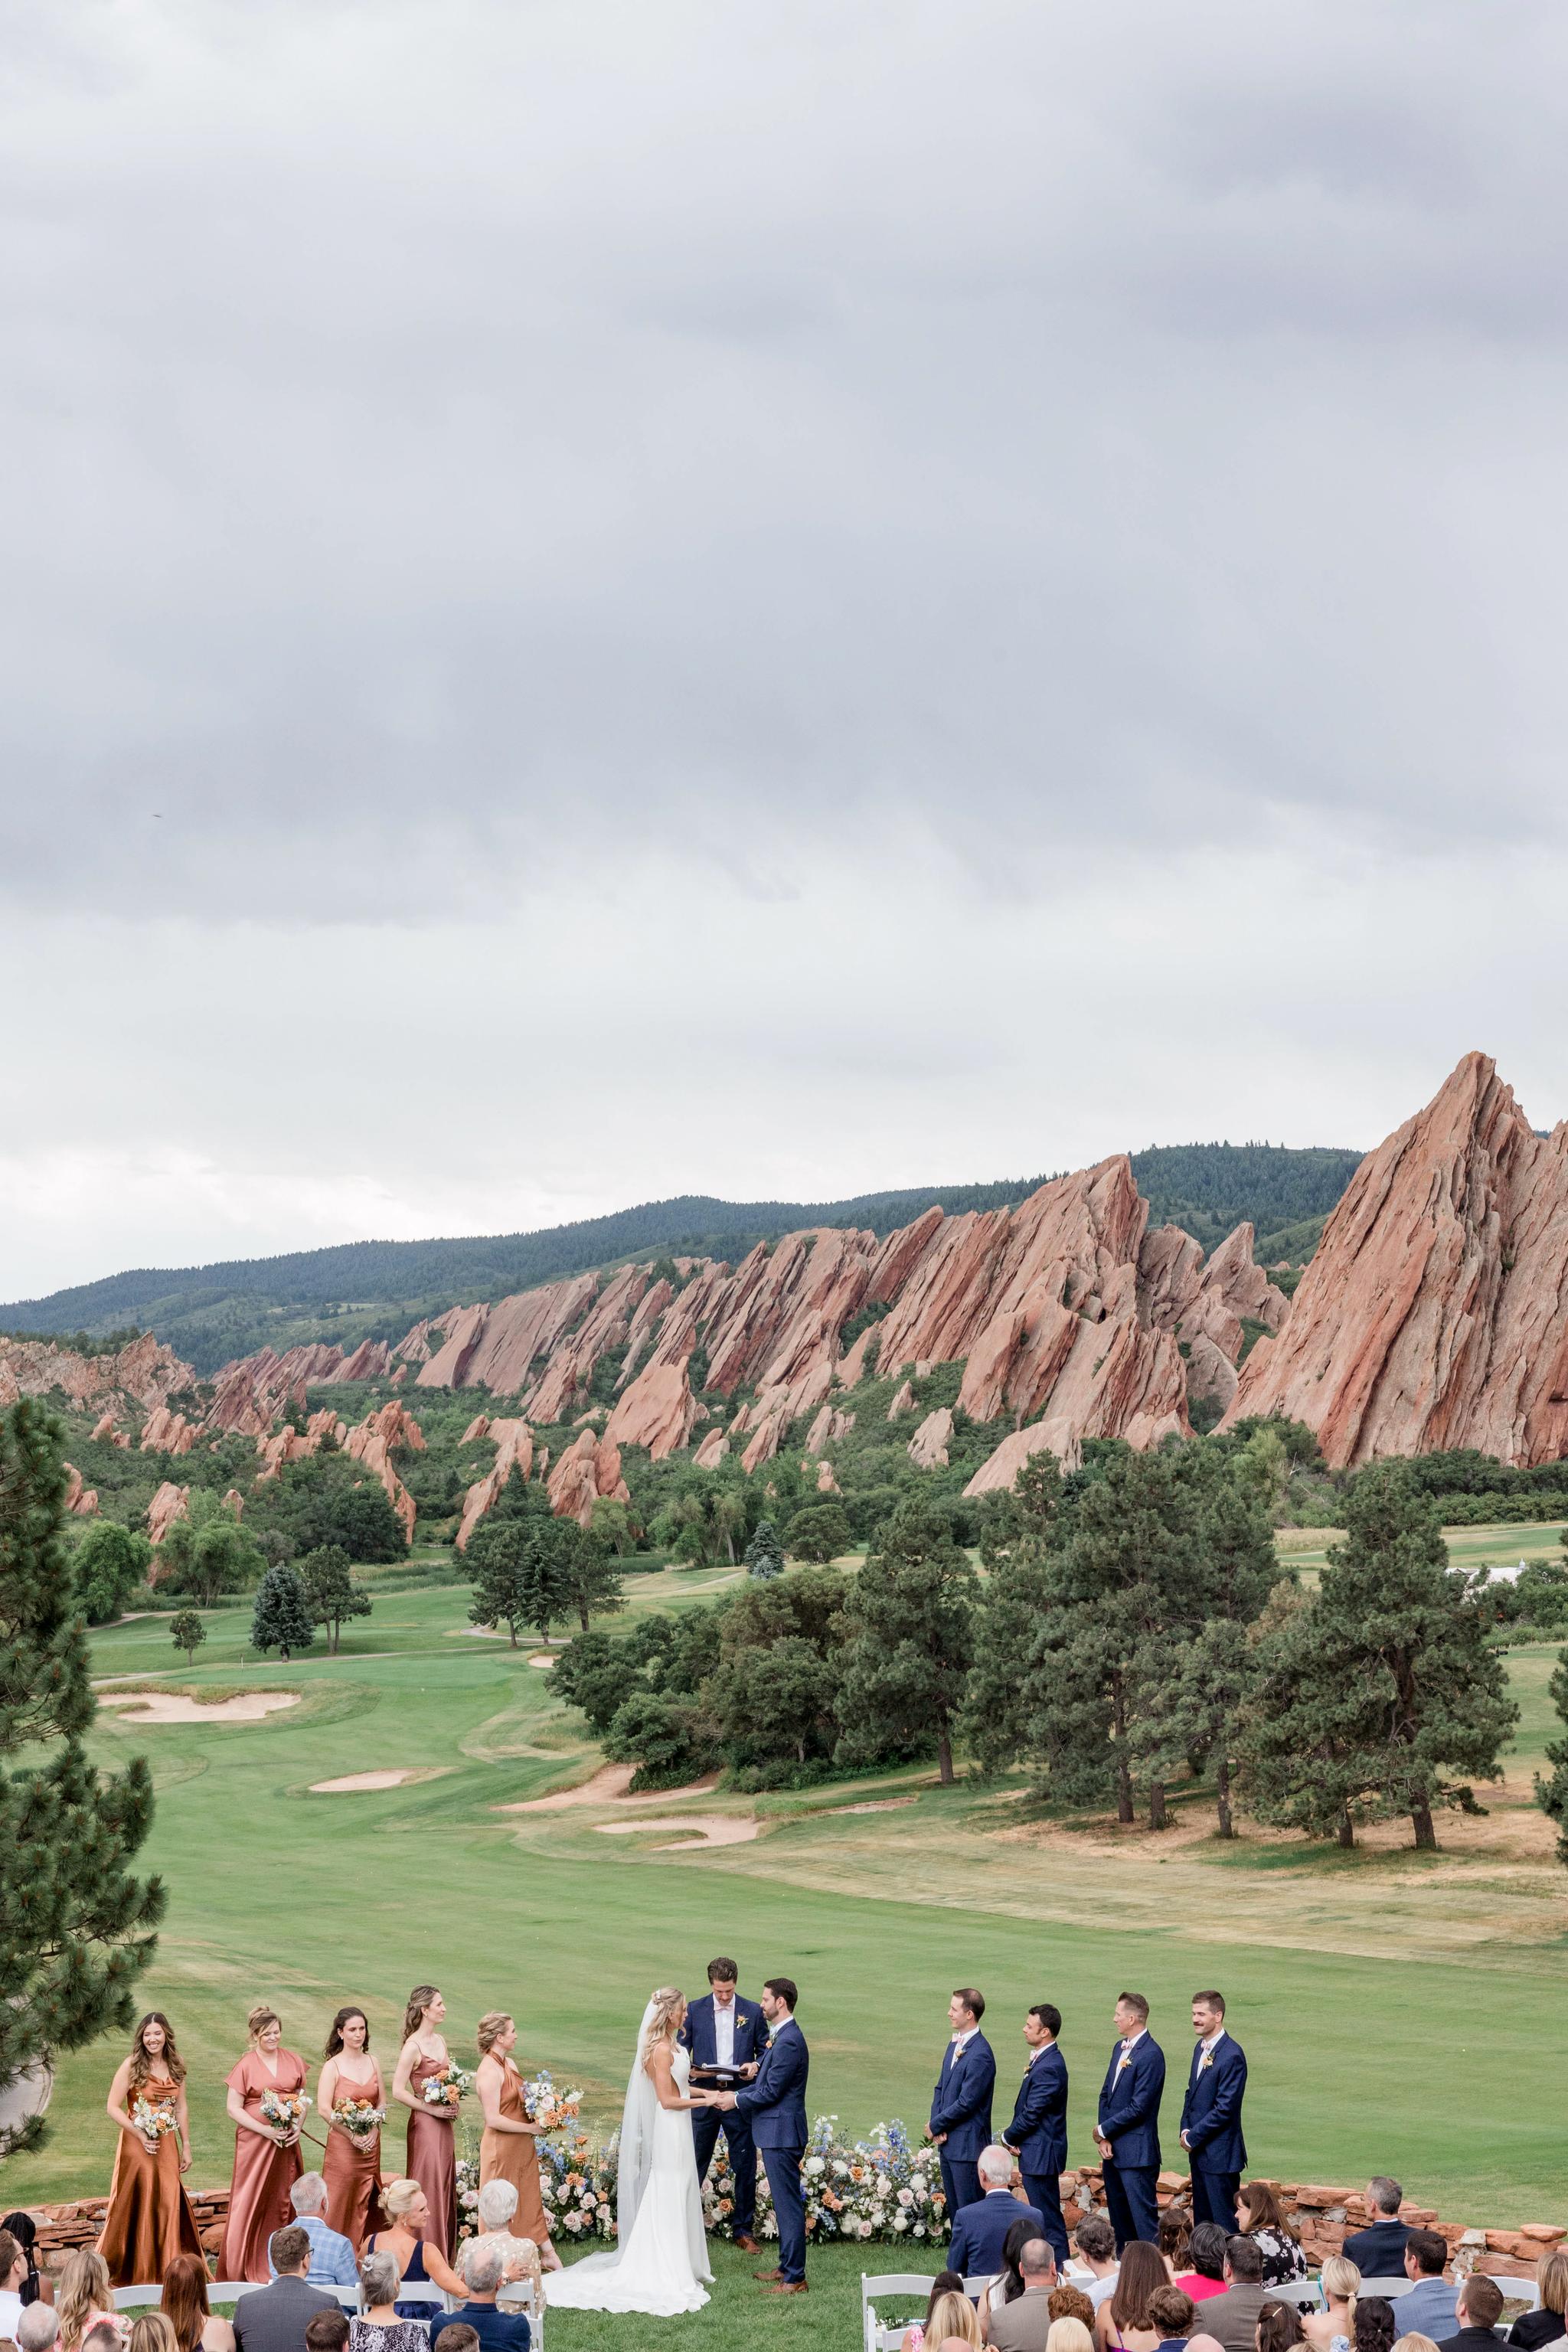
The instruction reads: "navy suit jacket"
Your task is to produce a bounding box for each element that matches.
[950,2190,1047,2280]
[1343,2220,1413,2275]
[1004,2043,1068,2177]
[679,1991,766,2073]
[1179,2032,1247,2173]
[1097,2034,1164,2170]
[930,2033,995,2161]
[734,2014,808,2151]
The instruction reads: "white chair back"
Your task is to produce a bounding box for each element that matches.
[207,2285,264,2305]
[1485,2273,1544,2315]
[1267,2282,1324,2312]
[112,2289,165,2312]
[1358,2277,1416,2298]
[861,2271,943,2352]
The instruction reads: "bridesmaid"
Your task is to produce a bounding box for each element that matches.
[99,2014,203,2284]
[318,2007,385,2251]
[390,1986,457,2260]
[475,2014,560,2272]
[220,2004,307,2283]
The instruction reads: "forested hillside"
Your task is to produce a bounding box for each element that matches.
[1,1142,1360,1374]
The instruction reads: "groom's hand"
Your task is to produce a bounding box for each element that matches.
[739,2063,759,2079]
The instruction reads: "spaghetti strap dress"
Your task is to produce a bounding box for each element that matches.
[98,2071,203,2284]
[323,2065,385,2249]
[405,2056,457,2259]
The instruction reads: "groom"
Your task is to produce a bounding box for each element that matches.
[679,1957,766,2252]
[714,1977,808,2296]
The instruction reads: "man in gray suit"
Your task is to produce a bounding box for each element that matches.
[1200,2237,1270,2352]
[232,2228,338,2352]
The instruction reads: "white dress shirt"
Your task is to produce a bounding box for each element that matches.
[714,2000,736,2069]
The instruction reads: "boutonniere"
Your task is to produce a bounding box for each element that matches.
[1115,2053,1130,2075]
[1198,2051,1214,2072]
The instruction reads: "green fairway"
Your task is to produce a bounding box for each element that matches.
[9,1572,1568,2296]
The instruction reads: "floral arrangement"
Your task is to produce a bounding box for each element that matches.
[456,2138,481,2246]
[523,2071,582,2134]
[332,2099,386,2141]
[422,2064,474,2110]
[537,2131,618,2242]
[130,2097,178,2139]
[703,2117,949,2245]
[260,2089,311,2132]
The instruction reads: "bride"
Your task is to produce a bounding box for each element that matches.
[544,1987,715,2318]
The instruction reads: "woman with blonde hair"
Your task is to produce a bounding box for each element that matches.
[475,2013,558,2272]
[390,1987,457,2259]
[1050,2321,1098,2352]
[99,2014,203,2286]
[220,2006,308,2283]
[362,2177,464,2322]
[1511,2248,1568,2350]
[129,2315,181,2352]
[56,2250,117,2352]
[1303,2256,1362,2352]
[921,2289,982,2349]
[159,2252,233,2352]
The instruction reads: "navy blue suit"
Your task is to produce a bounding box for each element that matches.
[1178,2033,1248,2235]
[1096,2033,1165,2252]
[1001,2042,1070,2267]
[950,2190,1047,2283]
[929,2032,995,2219]
[735,2014,809,2282]
[679,1991,766,2237]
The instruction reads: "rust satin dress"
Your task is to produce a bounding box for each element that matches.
[323,2063,385,2250]
[99,2073,203,2285]
[221,2048,306,2283]
[406,2053,458,2259]
[479,2058,550,2248]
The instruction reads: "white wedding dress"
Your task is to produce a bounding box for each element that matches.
[545,2006,713,2318]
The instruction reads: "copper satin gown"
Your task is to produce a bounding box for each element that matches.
[98,2071,203,2284]
[479,2057,550,2247]
[405,2053,458,2259]
[221,2048,307,2283]
[323,2063,385,2249]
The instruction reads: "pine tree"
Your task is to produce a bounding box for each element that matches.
[168,1610,207,1663]
[1138,1616,1257,1838]
[835,1500,976,1783]
[1533,1645,1568,1866]
[297,1544,373,1655]
[250,1563,315,1659]
[743,1519,784,1580]
[554,1524,626,1635]
[469,1521,568,1645]
[1,1400,163,2160]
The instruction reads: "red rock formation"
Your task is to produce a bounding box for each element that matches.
[693,1428,730,1469]
[545,1429,632,1528]
[456,1419,536,1551]
[521,1266,651,1423]
[338,1340,391,1380]
[1222,1051,1568,1467]
[342,1403,424,1542]
[416,1274,608,1396]
[604,1361,700,1459]
[221,1488,245,1519]
[0,1331,194,1416]
[91,1410,119,1443]
[140,1406,198,1456]
[206,1344,346,1435]
[887,1379,916,1419]
[964,1415,1082,1494]
[1178,1224,1289,1363]
[461,1414,492,1443]
[803,1403,855,1455]
[146,1481,191,1547]
[906,1406,953,1468]
[62,1464,99,1516]
[815,1458,839,1493]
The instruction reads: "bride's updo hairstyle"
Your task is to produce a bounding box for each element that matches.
[642,1988,684,2067]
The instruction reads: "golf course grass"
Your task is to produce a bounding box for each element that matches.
[9,1534,1568,2329]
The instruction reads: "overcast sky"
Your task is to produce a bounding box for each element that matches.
[3,0,1566,1300]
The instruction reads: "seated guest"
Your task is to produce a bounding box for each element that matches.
[17,2312,60,2352]
[1048,2324,1098,2352]
[1355,2305,1396,2352]
[1344,2187,1411,2280]
[350,2255,426,2352]
[1393,2236,1458,2342]
[1178,2229,1233,2307]
[952,2149,1047,2285]
[270,2179,358,2290]
[1391,2337,1441,2352]
[1,2233,28,2346]
[80,2331,120,2352]
[985,2223,1051,2341]
[430,2246,529,2352]
[1436,2276,1508,2352]
[1237,2188,1309,2288]
[921,2295,983,2352]
[55,2252,116,2352]
[1303,2260,1361,2352]
[303,2319,348,2352]
[1052,2295,1101,2331]
[232,2229,338,2352]
[1257,2305,1306,2352]
[1148,2287,1196,2350]
[365,2181,466,2316]
[1200,2239,1270,2352]
[0,2217,47,2314]
[988,2244,1058,2352]
[1511,2253,1568,2352]
[129,2321,179,2352]
[461,2186,538,2293]
[1097,2243,1168,2352]
[1161,2214,1194,2279]
[162,2252,235,2352]
[1072,2218,1121,2314]
[903,2273,967,2352]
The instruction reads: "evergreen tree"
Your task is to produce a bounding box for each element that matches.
[0,1400,163,2160]
[1137,1617,1256,1838]
[469,1521,567,1645]
[1533,1645,1568,1867]
[74,1521,154,1626]
[743,1519,785,1580]
[835,1500,976,1783]
[783,1503,851,1564]
[555,1524,626,1635]
[250,1563,315,1659]
[168,1610,206,1663]
[297,1544,373,1655]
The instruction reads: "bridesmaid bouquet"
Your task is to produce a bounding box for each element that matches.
[333,2099,386,2141]
[131,2097,178,2138]
[421,2064,473,2110]
[260,2089,312,2132]
[522,2071,581,2134]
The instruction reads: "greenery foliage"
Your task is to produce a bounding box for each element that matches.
[250,1563,315,1658]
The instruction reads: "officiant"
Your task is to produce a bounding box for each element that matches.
[678,1958,766,2253]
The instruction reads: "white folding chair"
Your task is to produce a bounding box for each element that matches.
[391,2283,450,2308]
[862,2271,942,2352]
[498,2275,543,2351]
[113,2289,165,2312]
[207,2285,264,2305]
[1267,2282,1325,2312]
[1358,2278,1416,2299]
[964,2275,998,2300]
[326,2288,364,2311]
[1488,2274,1544,2317]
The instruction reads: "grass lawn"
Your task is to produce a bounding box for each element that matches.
[8,1551,1568,2334]
[544,2240,907,2351]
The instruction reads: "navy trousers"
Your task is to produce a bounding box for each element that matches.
[1102,2160,1159,2251]
[762,2144,807,2282]
[1022,2168,1071,2271]
[1190,2167,1240,2236]
[691,2104,757,2235]
[939,2152,982,2219]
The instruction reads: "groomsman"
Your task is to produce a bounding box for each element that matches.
[680,1957,766,2252]
[1178,1990,1248,2235]
[1000,2003,1070,2270]
[720,1978,810,2296]
[926,1988,995,2218]
[1094,1991,1165,2252]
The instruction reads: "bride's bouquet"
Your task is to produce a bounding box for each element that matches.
[131,2096,178,2139]
[260,2089,311,2133]
[522,2070,581,2135]
[422,2064,473,2110]
[332,2099,386,2141]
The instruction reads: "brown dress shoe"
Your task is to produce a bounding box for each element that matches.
[768,2280,808,2295]
[733,2234,760,2253]
[753,2267,786,2281]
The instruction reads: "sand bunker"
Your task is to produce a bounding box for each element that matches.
[309,1767,453,1793]
[528,1654,557,1669]
[595,1815,760,1850]
[498,1764,722,1814]
[98,1690,300,1726]
[828,1796,919,1815]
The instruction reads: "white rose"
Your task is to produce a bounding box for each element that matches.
[913,2224,926,2239]
[805,2157,825,2177]
[893,2216,909,2233]
[898,2188,914,2207]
